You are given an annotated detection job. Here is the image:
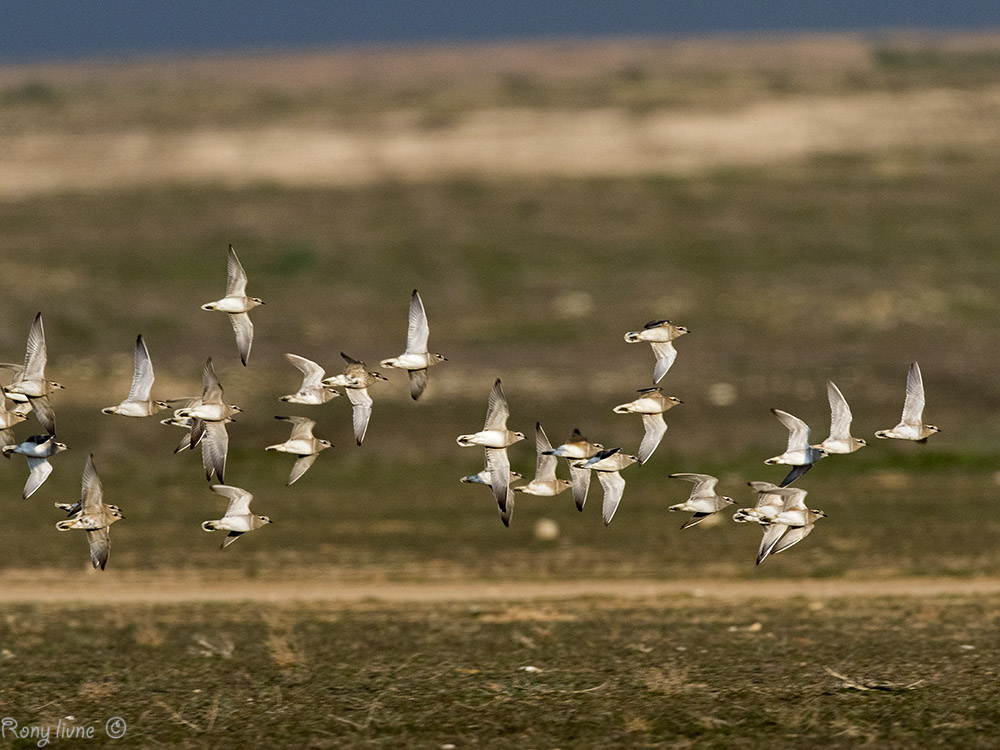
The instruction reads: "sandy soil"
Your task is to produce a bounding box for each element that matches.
[4,34,1000,198]
[4,87,1000,199]
[2,570,997,605]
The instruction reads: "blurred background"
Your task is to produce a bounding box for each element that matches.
[1,4,999,583]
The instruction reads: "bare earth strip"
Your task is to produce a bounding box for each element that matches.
[4,87,1000,198]
[2,572,997,605]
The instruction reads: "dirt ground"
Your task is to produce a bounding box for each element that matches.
[3,571,998,605]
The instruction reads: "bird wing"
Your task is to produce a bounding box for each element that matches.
[597,471,626,526]
[80,454,104,514]
[202,421,229,482]
[649,341,677,384]
[222,531,245,549]
[405,289,430,355]
[485,447,512,520]
[286,353,325,389]
[747,481,786,513]
[30,395,56,434]
[826,381,852,441]
[771,524,815,556]
[86,527,111,570]
[780,487,810,512]
[201,358,224,403]
[483,378,510,430]
[22,312,47,381]
[407,368,429,401]
[568,464,592,512]
[533,423,558,481]
[212,484,253,516]
[680,512,713,530]
[278,415,316,441]
[229,312,254,366]
[174,428,196,454]
[757,524,789,565]
[346,387,373,445]
[669,473,718,496]
[129,334,156,402]
[188,418,206,451]
[772,408,810,453]
[779,464,813,487]
[24,457,53,499]
[901,362,926,425]
[288,454,318,485]
[226,245,249,297]
[638,413,667,464]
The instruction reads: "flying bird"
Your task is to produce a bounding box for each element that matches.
[623,319,690,383]
[173,358,241,482]
[322,353,388,446]
[280,354,339,405]
[875,362,940,442]
[1,312,64,434]
[513,423,571,497]
[612,387,682,464]
[54,454,124,570]
[733,481,789,524]
[2,433,69,498]
[460,468,523,486]
[765,409,828,486]
[542,429,604,511]
[102,334,169,417]
[265,416,333,485]
[667,473,734,529]
[457,379,526,527]
[755,487,826,566]
[461,465,523,526]
[200,245,265,366]
[380,289,447,400]
[572,448,638,526]
[201,485,272,549]
[812,381,866,454]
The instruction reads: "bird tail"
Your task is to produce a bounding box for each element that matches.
[55,519,75,531]
[624,331,642,343]
[201,521,218,532]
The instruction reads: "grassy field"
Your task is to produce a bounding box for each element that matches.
[1,32,1000,747]
[3,594,999,748]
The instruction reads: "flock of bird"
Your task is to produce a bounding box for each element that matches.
[0,246,446,569]
[455,319,940,566]
[0,245,940,570]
